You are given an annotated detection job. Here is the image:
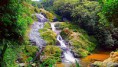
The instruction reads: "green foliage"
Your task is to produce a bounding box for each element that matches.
[3,47,18,67]
[60,30,68,39]
[0,0,33,40]
[41,0,55,11]
[0,39,39,67]
[99,0,118,27]
[42,45,62,66]
[41,57,55,67]
[25,45,39,57]
[76,60,80,67]
[93,0,118,49]
[19,45,39,64]
[44,22,51,29]
[94,27,118,49]
[0,1,40,66]
[1,40,26,67]
[59,22,96,57]
[39,22,57,45]
[55,23,62,30]
[40,29,57,45]
[48,0,118,49]
[40,9,54,21]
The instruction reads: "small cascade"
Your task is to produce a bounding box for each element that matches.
[64,51,76,63]
[57,35,76,63]
[51,22,77,63]
[57,35,66,48]
[36,13,47,22]
[29,13,47,48]
[51,22,56,31]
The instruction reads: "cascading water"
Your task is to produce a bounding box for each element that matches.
[29,13,78,63]
[29,13,47,48]
[57,35,66,48]
[51,22,77,63]
[57,35,76,63]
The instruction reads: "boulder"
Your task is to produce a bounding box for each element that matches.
[92,61,103,67]
[92,52,118,67]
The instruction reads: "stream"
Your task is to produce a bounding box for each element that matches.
[29,14,78,65]
[51,22,78,63]
[29,14,110,67]
[29,13,47,49]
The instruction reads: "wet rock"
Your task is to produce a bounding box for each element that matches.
[31,63,36,67]
[105,62,118,67]
[71,51,82,58]
[19,63,26,67]
[61,55,64,58]
[90,63,99,67]
[16,58,24,63]
[92,61,102,67]
[111,63,118,67]
[56,41,60,46]
[53,17,58,22]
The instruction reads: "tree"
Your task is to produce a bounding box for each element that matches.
[0,0,33,66]
[99,0,118,27]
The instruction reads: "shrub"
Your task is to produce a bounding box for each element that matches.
[3,47,18,67]
[44,22,51,29]
[60,22,96,57]
[39,22,57,45]
[40,9,54,21]
[40,29,56,45]
[42,45,62,66]
[0,0,33,41]
[25,45,39,57]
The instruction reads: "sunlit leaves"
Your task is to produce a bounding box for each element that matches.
[99,0,118,27]
[0,0,33,39]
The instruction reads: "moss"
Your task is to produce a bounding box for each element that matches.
[44,22,51,29]
[40,29,56,45]
[60,29,69,40]
[42,45,62,65]
[44,45,62,57]
[77,48,89,57]
[55,23,64,30]
[39,22,57,45]
[25,45,39,57]
[93,61,103,67]
[40,9,54,21]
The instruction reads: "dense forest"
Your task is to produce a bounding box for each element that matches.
[0,0,118,67]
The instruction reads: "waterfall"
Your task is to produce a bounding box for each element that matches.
[51,22,56,31]
[57,35,66,48]
[29,13,47,48]
[51,22,76,63]
[57,35,76,63]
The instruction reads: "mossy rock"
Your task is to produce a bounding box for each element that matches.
[40,9,54,21]
[77,48,89,57]
[40,29,57,45]
[39,22,56,45]
[92,61,103,67]
[42,45,62,65]
[43,45,62,56]
[44,22,51,29]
